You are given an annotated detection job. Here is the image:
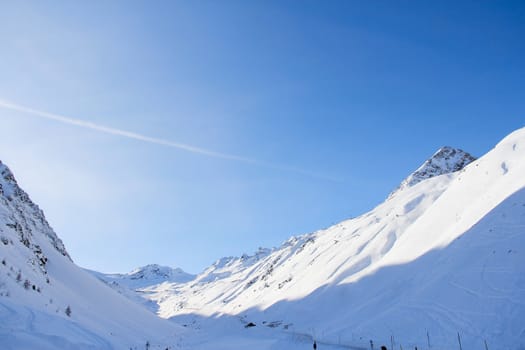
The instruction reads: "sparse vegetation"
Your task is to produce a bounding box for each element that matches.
[278,276,293,289]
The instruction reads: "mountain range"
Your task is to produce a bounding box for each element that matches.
[2,127,525,350]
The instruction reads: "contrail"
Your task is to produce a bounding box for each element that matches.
[0,99,340,181]
[0,99,256,162]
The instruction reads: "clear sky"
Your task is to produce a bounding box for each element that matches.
[0,1,523,274]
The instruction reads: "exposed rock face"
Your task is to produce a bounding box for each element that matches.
[390,146,476,197]
[0,161,70,278]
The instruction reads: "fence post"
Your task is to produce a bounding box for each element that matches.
[457,332,463,350]
[427,331,430,348]
[484,339,489,350]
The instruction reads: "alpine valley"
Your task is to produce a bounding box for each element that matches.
[2,127,525,350]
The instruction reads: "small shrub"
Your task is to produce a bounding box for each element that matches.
[23,279,31,290]
[21,238,30,248]
[65,305,72,317]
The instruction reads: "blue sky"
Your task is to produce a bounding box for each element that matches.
[0,1,523,273]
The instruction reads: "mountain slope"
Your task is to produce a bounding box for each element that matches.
[87,264,196,313]
[0,162,184,349]
[132,128,525,350]
[90,264,195,290]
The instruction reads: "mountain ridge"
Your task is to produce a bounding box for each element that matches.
[107,129,525,349]
[2,127,524,350]
[0,160,70,262]
[97,145,477,285]
[89,264,196,290]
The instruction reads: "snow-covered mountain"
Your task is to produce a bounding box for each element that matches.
[87,264,196,313]
[1,127,524,350]
[389,146,476,197]
[0,161,184,349]
[119,128,525,350]
[90,264,195,290]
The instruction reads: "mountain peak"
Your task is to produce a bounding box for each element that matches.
[127,264,195,283]
[0,160,22,198]
[390,146,476,197]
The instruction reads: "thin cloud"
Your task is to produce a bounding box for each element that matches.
[0,99,340,182]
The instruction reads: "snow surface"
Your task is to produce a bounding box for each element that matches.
[1,127,525,350]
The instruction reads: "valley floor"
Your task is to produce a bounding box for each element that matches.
[0,300,363,350]
[172,315,364,350]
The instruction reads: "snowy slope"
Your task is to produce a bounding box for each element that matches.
[0,161,185,349]
[90,264,195,290]
[87,265,196,313]
[130,128,525,350]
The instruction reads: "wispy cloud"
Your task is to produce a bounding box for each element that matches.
[0,99,340,181]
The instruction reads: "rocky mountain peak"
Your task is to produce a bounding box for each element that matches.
[389,146,476,197]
